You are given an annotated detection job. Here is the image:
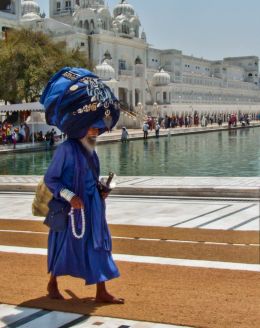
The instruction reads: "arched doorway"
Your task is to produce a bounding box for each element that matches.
[84,20,89,32]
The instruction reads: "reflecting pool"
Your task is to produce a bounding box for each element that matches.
[1,127,260,176]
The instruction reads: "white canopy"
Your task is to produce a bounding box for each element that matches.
[0,102,44,113]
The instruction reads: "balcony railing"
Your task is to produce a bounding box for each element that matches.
[119,69,133,76]
[53,9,73,16]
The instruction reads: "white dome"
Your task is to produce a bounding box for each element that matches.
[95,60,115,80]
[22,0,40,16]
[114,0,135,17]
[153,69,171,86]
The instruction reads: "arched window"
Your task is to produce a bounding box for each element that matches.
[79,21,83,29]
[135,56,142,65]
[84,20,89,32]
[248,73,253,77]
[102,21,107,30]
[104,50,112,60]
[163,92,167,103]
[90,19,95,32]
[122,22,129,34]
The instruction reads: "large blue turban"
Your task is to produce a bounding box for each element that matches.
[40,67,120,139]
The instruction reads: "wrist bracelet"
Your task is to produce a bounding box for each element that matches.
[60,188,76,202]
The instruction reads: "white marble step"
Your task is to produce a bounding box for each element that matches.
[0,193,258,230]
[0,245,259,272]
[0,304,184,328]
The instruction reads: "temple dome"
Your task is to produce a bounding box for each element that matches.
[21,0,40,17]
[153,69,171,86]
[95,60,115,80]
[113,0,135,17]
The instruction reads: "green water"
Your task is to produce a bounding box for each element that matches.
[1,128,260,176]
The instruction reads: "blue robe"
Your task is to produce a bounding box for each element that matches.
[44,139,120,285]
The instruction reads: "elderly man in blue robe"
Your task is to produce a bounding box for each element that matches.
[41,67,124,304]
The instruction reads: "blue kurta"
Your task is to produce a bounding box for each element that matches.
[44,140,120,285]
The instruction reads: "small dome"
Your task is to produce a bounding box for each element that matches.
[22,0,40,16]
[153,69,171,86]
[95,60,115,81]
[114,0,135,17]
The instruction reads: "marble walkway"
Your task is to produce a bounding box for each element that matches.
[0,191,259,231]
[0,192,259,327]
[0,175,260,198]
[0,304,180,328]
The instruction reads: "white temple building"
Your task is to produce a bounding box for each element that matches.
[1,0,260,121]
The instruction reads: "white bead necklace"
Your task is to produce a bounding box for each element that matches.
[70,207,86,239]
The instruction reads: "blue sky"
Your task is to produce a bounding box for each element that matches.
[38,0,260,60]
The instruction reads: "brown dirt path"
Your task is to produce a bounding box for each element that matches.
[0,230,259,264]
[0,253,260,328]
[0,219,259,244]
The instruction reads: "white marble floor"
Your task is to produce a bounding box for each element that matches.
[1,245,259,272]
[0,192,259,231]
[0,193,259,327]
[1,175,260,198]
[1,175,260,188]
[0,304,182,328]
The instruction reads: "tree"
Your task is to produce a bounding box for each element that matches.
[0,28,91,104]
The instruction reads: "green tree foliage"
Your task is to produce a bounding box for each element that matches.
[0,28,90,104]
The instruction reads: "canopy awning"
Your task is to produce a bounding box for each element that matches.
[0,102,45,113]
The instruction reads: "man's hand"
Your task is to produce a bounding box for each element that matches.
[101,192,109,200]
[70,196,84,209]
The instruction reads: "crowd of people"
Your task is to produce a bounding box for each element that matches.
[120,112,255,142]
[139,113,255,140]
[0,112,257,148]
[0,122,30,149]
[0,122,58,149]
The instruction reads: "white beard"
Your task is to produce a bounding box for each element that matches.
[80,137,96,154]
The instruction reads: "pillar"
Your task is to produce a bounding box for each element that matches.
[131,89,135,110]
[126,89,130,108]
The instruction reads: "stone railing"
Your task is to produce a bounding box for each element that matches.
[52,9,73,16]
[119,69,133,76]
[182,73,259,91]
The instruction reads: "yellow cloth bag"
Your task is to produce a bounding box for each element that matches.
[32,179,53,217]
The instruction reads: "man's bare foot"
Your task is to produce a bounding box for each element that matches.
[47,281,64,300]
[95,291,125,304]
